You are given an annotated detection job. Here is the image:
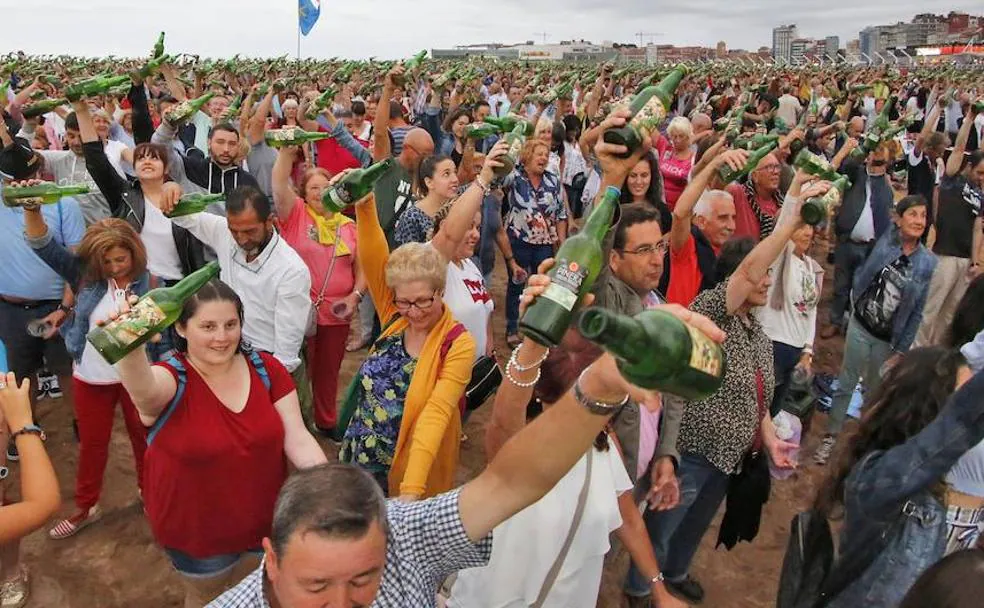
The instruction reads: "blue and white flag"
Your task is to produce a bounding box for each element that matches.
[298,0,321,36]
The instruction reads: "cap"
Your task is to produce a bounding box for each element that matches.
[0,137,41,181]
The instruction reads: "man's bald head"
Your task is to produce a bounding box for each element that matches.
[399,128,434,172]
[848,116,866,138]
[691,113,712,134]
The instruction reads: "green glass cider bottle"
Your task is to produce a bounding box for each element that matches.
[464,122,502,140]
[264,127,333,148]
[603,65,689,158]
[164,92,215,126]
[518,186,620,347]
[165,193,226,218]
[86,262,221,365]
[322,158,395,212]
[2,183,90,207]
[21,98,69,119]
[717,140,778,184]
[801,175,850,226]
[492,123,529,180]
[578,307,725,401]
[793,149,842,182]
[485,115,534,136]
[305,86,338,120]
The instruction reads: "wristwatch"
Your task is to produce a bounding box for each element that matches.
[57,303,72,315]
[9,424,45,443]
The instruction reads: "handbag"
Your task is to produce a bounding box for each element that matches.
[464,354,502,411]
[305,225,342,337]
[530,448,593,608]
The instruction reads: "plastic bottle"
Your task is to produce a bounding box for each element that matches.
[769,410,801,480]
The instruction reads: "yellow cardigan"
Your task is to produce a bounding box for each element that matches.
[355,196,476,498]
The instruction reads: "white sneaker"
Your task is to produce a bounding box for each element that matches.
[813,435,837,466]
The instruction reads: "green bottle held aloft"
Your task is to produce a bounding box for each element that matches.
[801,175,850,226]
[971,100,984,113]
[485,115,534,136]
[152,32,166,59]
[603,64,689,158]
[394,50,427,87]
[464,123,501,140]
[518,186,620,347]
[492,123,529,180]
[541,80,573,105]
[166,193,226,218]
[224,93,244,118]
[21,98,69,119]
[87,262,221,365]
[133,54,171,80]
[793,149,841,182]
[2,182,90,207]
[64,74,131,101]
[431,66,459,90]
[717,140,778,184]
[578,308,726,401]
[164,92,215,126]
[870,95,897,136]
[305,86,338,120]
[322,158,395,212]
[264,127,333,148]
[735,133,779,151]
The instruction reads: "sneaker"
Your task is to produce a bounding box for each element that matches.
[33,375,49,402]
[814,435,837,465]
[5,443,17,463]
[0,565,29,608]
[46,373,63,399]
[665,574,705,605]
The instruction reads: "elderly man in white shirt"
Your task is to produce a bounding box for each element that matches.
[169,185,313,414]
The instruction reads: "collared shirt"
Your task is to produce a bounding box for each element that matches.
[503,166,567,246]
[170,213,311,372]
[850,179,876,243]
[208,489,492,608]
[0,194,84,300]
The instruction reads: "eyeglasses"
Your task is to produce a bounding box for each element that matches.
[619,241,668,257]
[755,164,781,174]
[393,294,437,312]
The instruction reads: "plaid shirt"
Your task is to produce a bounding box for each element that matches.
[208,489,491,608]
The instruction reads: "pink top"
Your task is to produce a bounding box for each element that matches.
[280,199,358,326]
[655,135,694,210]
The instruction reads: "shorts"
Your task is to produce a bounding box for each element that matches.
[164,547,264,578]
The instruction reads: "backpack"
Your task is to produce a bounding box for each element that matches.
[147,350,271,446]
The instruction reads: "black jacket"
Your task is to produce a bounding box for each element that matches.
[834,159,892,240]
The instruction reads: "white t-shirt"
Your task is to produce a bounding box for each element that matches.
[850,180,876,243]
[103,139,131,178]
[449,438,632,608]
[141,199,184,281]
[73,284,123,384]
[776,94,802,127]
[444,257,493,360]
[755,250,820,351]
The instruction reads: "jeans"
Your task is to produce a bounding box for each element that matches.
[830,240,873,329]
[771,341,803,417]
[0,299,65,384]
[505,238,554,335]
[826,317,893,436]
[624,452,730,596]
[165,547,263,577]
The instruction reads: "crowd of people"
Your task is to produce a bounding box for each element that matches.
[0,43,983,608]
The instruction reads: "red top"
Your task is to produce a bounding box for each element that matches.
[144,352,294,558]
[727,182,780,242]
[315,124,364,176]
[666,234,702,307]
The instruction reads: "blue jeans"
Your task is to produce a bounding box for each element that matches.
[505,238,554,335]
[624,452,730,596]
[165,547,263,578]
[771,341,803,417]
[826,316,892,436]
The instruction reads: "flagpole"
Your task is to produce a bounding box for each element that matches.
[296,14,301,79]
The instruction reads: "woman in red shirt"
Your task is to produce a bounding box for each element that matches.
[653,116,696,210]
[112,280,326,607]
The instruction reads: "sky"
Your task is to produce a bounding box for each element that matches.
[0,1,981,60]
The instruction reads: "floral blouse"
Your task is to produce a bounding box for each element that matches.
[394,205,434,247]
[503,164,567,246]
[340,333,418,472]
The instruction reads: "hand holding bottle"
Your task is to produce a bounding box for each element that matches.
[517,258,595,318]
[159,182,183,215]
[593,108,652,188]
[479,139,510,186]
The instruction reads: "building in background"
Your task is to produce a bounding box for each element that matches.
[824,36,840,59]
[716,41,727,58]
[772,24,797,61]
[845,39,861,62]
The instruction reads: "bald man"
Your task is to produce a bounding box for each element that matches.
[691,113,713,142]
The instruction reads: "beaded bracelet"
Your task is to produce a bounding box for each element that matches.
[509,343,550,372]
[573,370,630,416]
[504,359,540,388]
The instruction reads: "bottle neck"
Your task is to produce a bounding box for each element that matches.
[581,187,619,242]
[579,308,644,362]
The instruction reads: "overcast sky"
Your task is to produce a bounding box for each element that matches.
[0,1,980,60]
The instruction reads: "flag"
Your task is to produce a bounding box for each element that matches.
[298,0,321,36]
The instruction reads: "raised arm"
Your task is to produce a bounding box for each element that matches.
[73,100,128,216]
[271,145,300,219]
[372,67,400,162]
[128,81,154,145]
[246,83,276,147]
[914,97,943,156]
[351,191,397,325]
[160,64,188,102]
[0,374,61,544]
[114,342,180,424]
[947,106,977,177]
[725,182,819,314]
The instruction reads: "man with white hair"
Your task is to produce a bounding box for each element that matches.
[659,147,744,306]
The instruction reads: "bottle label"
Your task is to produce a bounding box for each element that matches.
[268,128,299,143]
[686,324,723,378]
[630,96,667,135]
[506,136,524,161]
[99,298,166,349]
[328,187,352,209]
[541,259,586,312]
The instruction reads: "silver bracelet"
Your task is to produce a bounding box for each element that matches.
[650,572,665,585]
[473,175,492,196]
[509,343,550,372]
[573,371,629,416]
[505,357,540,388]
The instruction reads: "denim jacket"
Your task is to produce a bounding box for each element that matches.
[421,107,455,157]
[852,225,936,352]
[28,230,152,363]
[828,368,984,608]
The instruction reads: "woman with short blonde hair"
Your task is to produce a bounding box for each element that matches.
[655,116,696,210]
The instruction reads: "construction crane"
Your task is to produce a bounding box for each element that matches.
[635,32,664,46]
[533,32,550,44]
